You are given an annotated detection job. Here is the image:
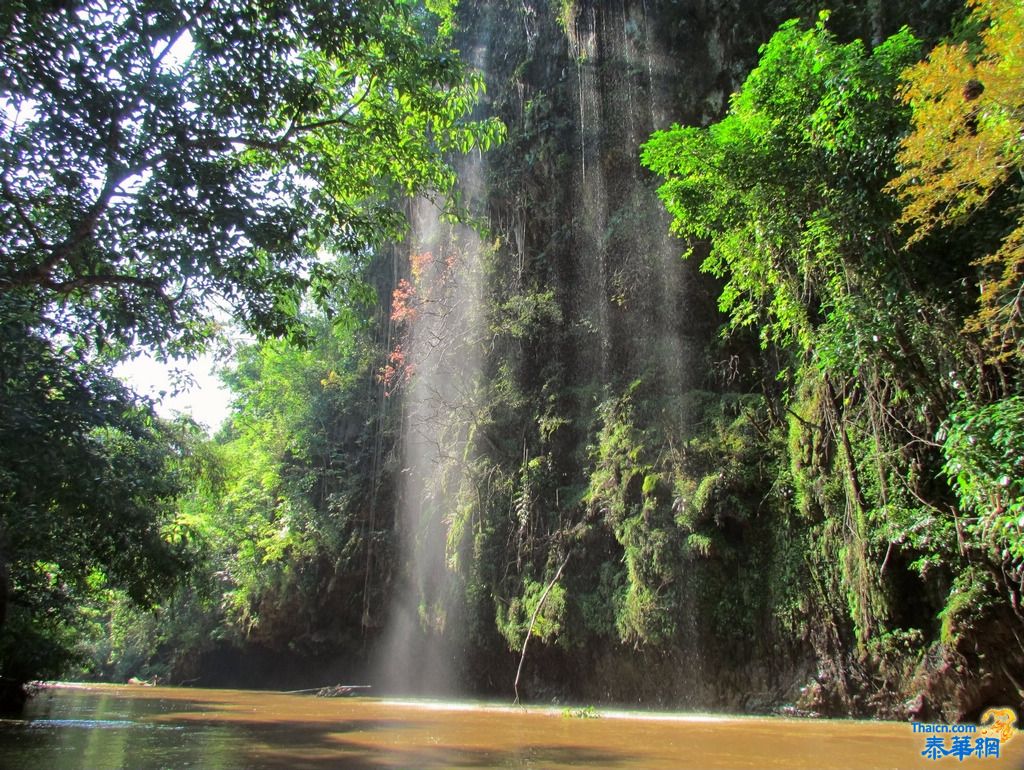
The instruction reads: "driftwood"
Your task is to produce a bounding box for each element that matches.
[284,685,371,697]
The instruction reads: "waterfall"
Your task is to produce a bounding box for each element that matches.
[573,5,613,380]
[372,33,492,699]
[373,188,488,695]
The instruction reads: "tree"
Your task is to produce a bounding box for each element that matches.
[0,0,502,354]
[641,15,925,357]
[888,0,1024,602]
[888,0,1024,364]
[0,294,194,701]
[121,314,393,672]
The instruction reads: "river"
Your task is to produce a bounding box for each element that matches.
[0,684,1019,769]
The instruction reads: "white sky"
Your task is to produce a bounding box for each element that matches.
[115,351,233,433]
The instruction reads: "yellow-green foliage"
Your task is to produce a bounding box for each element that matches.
[786,375,828,519]
[562,705,600,719]
[890,0,1024,361]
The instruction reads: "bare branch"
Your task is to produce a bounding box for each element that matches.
[513,550,571,706]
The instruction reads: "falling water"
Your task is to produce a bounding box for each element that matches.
[555,0,717,698]
[372,32,492,697]
[567,5,613,379]
[565,1,715,393]
[373,189,488,695]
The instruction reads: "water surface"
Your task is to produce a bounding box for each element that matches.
[0,684,1019,769]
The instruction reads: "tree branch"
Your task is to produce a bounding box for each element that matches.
[5,169,128,290]
[513,550,571,706]
[0,175,50,254]
[198,76,373,153]
[43,272,164,295]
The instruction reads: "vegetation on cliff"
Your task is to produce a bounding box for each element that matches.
[643,0,1023,715]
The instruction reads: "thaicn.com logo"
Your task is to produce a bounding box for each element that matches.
[914,707,1018,761]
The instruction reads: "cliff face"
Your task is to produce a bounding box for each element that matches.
[449,0,792,708]
[371,0,1017,717]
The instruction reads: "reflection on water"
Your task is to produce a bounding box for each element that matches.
[0,684,1019,769]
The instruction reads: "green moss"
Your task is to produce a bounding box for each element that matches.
[641,472,661,498]
[939,567,996,646]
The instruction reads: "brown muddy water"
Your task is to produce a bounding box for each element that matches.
[0,683,1020,769]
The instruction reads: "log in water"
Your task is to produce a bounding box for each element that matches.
[0,684,1020,769]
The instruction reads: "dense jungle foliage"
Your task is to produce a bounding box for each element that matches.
[0,0,499,704]
[1,0,1021,719]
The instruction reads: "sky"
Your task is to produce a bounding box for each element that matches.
[115,351,233,433]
